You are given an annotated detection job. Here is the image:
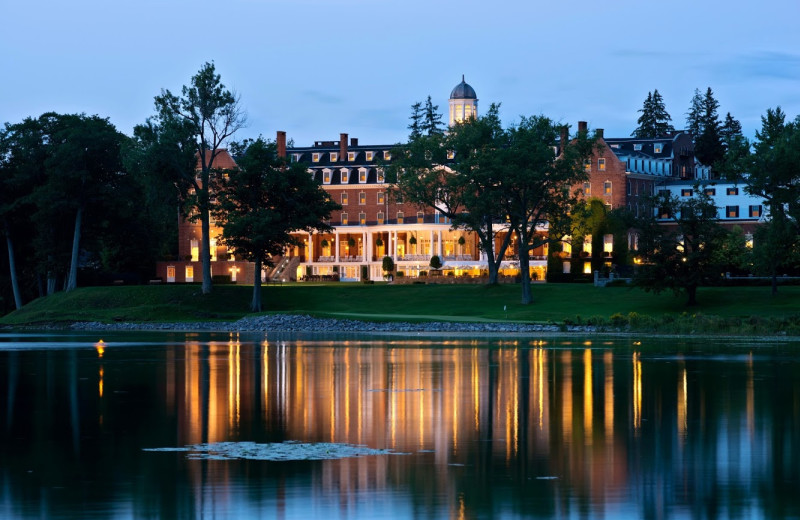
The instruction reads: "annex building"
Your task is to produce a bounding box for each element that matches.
[157,78,766,285]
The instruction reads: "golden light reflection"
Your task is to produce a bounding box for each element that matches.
[95,340,105,358]
[98,366,104,398]
[584,349,593,444]
[604,351,614,444]
[678,363,687,443]
[562,351,573,442]
[633,352,642,434]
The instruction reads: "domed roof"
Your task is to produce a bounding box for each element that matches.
[450,75,477,100]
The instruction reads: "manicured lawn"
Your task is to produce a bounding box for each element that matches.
[2,282,799,327]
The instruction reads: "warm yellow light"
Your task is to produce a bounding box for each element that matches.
[95,340,105,358]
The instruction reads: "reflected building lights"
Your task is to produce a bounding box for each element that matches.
[584,349,593,444]
[604,351,614,444]
[633,352,642,434]
[678,361,687,444]
[562,351,573,442]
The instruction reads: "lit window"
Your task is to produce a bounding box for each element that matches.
[745,234,753,248]
[681,189,693,197]
[185,265,195,282]
[365,151,375,161]
[166,266,175,283]
[654,143,663,153]
[341,168,349,183]
[563,261,571,274]
[447,150,455,159]
[583,182,591,197]
[330,152,338,162]
[348,151,357,162]
[705,188,716,196]
[562,236,572,255]
[383,151,391,160]
[377,192,385,204]
[417,211,424,223]
[377,211,384,225]
[359,192,366,205]
[359,212,366,225]
[727,206,739,218]
[323,169,331,184]
[584,159,591,172]
[583,235,592,256]
[377,168,385,183]
[598,158,606,171]
[341,212,349,225]
[603,234,613,255]
[341,192,348,205]
[359,168,367,183]
[583,262,592,274]
[727,187,739,195]
[312,153,321,163]
[397,211,404,224]
[749,205,762,218]
[604,181,612,195]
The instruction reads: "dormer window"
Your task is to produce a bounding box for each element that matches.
[348,151,357,162]
[383,151,391,161]
[358,168,367,183]
[377,168,385,183]
[330,152,338,162]
[365,151,375,161]
[634,144,643,151]
[654,143,663,153]
[340,168,349,183]
[322,169,332,184]
[292,153,301,162]
[312,153,322,163]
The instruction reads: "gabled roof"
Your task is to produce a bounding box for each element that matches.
[196,149,237,170]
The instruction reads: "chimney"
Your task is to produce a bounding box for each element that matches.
[276,131,286,158]
[578,121,587,133]
[340,133,348,161]
[559,126,568,153]
[350,137,359,147]
[596,128,604,139]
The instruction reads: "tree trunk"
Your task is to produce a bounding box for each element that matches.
[65,206,83,292]
[251,256,262,312]
[46,255,57,296]
[519,244,532,305]
[200,209,213,295]
[5,231,23,310]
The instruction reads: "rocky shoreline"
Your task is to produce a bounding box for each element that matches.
[68,314,598,334]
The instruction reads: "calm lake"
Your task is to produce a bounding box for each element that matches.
[0,331,798,519]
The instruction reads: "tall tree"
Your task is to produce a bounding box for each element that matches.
[214,138,339,312]
[692,88,725,169]
[686,88,704,137]
[389,104,512,284]
[720,112,743,142]
[746,107,800,294]
[633,188,726,306]
[498,117,595,304]
[632,90,674,138]
[407,101,424,140]
[421,95,445,136]
[150,61,246,294]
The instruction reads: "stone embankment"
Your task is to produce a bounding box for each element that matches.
[70,314,597,334]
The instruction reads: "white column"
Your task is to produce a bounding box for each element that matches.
[308,232,313,262]
[335,231,340,263]
[429,230,434,257]
[437,230,443,257]
[392,230,397,260]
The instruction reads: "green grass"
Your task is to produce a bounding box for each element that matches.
[2,283,800,334]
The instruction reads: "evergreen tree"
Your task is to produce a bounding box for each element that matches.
[693,87,724,169]
[632,90,674,138]
[720,112,743,142]
[686,88,703,137]
[408,101,423,140]
[421,96,445,136]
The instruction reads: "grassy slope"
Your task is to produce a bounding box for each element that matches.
[2,282,799,326]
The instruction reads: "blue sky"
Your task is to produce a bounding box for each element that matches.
[3,0,799,147]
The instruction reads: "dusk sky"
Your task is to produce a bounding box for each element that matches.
[4,0,800,147]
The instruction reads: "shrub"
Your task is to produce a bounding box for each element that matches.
[361,265,369,281]
[211,274,232,284]
[429,255,443,270]
[396,271,405,277]
[382,256,395,273]
[610,313,628,327]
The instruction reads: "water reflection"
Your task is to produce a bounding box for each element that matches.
[1,334,799,518]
